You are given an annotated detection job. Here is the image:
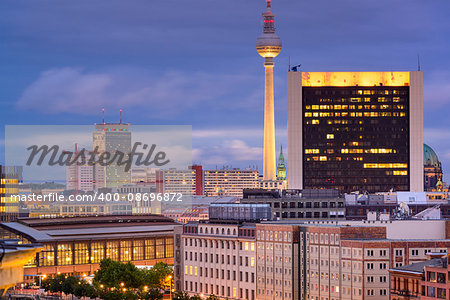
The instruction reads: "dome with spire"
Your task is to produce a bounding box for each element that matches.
[424,144,441,168]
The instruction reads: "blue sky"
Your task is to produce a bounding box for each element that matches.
[1,0,450,180]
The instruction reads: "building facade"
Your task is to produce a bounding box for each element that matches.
[93,122,132,188]
[176,222,257,299]
[0,166,22,222]
[297,220,450,300]
[204,169,259,198]
[65,146,105,192]
[0,215,178,278]
[288,71,424,193]
[255,223,299,300]
[241,189,346,220]
[389,251,450,300]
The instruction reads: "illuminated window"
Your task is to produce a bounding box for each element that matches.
[305,112,312,117]
[305,149,320,154]
[363,163,408,169]
[312,119,320,124]
[120,240,132,262]
[378,97,388,102]
[393,170,408,175]
[57,243,72,265]
[327,134,334,139]
[319,156,327,161]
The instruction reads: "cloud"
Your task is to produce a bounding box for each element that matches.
[424,71,450,108]
[194,139,262,166]
[15,67,261,118]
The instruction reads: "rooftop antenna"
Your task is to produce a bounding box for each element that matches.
[102,108,105,124]
[288,56,291,72]
[120,109,122,124]
[417,55,421,71]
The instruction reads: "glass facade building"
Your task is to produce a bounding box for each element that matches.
[302,86,410,192]
[288,71,424,193]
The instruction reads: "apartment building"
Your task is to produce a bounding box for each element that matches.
[174,204,271,299]
[255,223,300,300]
[389,252,448,300]
[298,220,450,300]
[204,169,259,198]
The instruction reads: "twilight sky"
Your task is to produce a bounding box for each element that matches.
[1,0,450,180]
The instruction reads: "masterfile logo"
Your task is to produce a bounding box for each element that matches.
[25,142,170,172]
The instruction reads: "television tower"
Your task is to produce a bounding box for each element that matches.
[256,0,282,181]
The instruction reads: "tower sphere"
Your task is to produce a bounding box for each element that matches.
[256,33,282,58]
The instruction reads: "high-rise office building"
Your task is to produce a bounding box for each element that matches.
[256,0,282,181]
[93,112,131,188]
[288,71,423,193]
[0,165,22,222]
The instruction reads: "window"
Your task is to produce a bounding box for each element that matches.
[427,286,436,297]
[367,263,374,270]
[57,243,73,265]
[39,244,55,267]
[165,238,174,258]
[133,240,144,261]
[120,240,132,261]
[428,271,436,282]
[437,272,446,283]
[145,239,155,259]
[156,238,165,258]
[106,241,119,261]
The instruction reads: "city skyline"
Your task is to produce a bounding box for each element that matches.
[1,0,450,179]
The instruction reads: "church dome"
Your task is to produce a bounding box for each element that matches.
[424,144,441,168]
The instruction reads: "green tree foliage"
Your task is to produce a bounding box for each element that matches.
[40,259,173,300]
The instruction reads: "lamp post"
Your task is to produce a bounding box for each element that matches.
[168,275,173,299]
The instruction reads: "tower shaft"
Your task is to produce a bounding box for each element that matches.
[263,57,276,180]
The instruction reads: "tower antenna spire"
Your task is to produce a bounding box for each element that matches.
[102,108,105,124]
[256,0,282,181]
[417,55,421,71]
[120,109,123,124]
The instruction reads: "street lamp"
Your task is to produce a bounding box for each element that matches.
[167,275,173,299]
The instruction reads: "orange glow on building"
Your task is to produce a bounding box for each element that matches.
[302,72,410,87]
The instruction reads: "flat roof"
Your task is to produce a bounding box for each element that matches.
[301,72,411,87]
[1,215,180,243]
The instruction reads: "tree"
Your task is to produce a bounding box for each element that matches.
[74,281,98,299]
[206,295,219,300]
[61,276,79,296]
[94,258,144,290]
[173,292,191,300]
[141,262,173,289]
